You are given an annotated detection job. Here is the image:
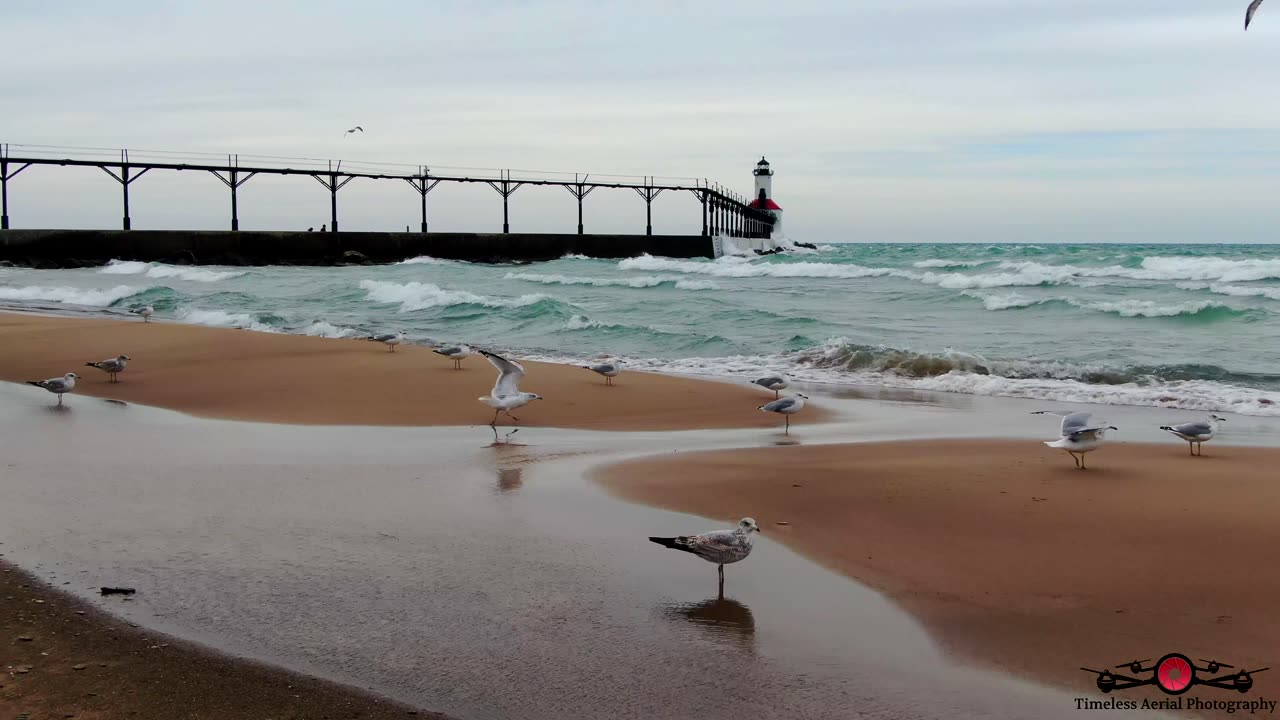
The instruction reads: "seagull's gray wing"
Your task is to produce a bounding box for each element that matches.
[1060,412,1094,436]
[686,529,744,553]
[1248,0,1265,29]
[1169,421,1212,436]
[43,378,69,392]
[760,397,797,413]
[754,375,785,388]
[588,362,617,374]
[482,350,525,396]
[436,345,462,356]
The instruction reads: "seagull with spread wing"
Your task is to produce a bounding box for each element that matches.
[1032,410,1118,470]
[1247,0,1265,29]
[478,350,542,426]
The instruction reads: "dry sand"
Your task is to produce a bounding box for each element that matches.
[0,312,826,430]
[597,440,1280,694]
[0,561,444,720]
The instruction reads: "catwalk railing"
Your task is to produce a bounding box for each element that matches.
[0,144,776,239]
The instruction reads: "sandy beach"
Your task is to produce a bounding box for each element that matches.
[597,439,1280,694]
[0,312,827,430]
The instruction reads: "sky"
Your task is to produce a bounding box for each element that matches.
[4,0,1280,243]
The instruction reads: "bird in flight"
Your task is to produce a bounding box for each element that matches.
[344,126,364,138]
[1247,0,1265,29]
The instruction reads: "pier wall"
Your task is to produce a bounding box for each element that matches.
[0,230,713,267]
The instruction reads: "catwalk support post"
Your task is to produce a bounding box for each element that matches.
[563,174,596,234]
[209,155,257,231]
[403,167,442,233]
[485,170,524,233]
[633,176,665,236]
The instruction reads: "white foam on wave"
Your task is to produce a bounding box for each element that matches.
[1083,299,1233,318]
[506,272,664,288]
[0,284,143,307]
[396,256,452,265]
[962,291,1050,311]
[300,321,356,338]
[1177,282,1280,301]
[912,259,989,269]
[174,308,278,333]
[100,260,245,282]
[359,280,547,312]
[565,314,616,330]
[674,279,720,290]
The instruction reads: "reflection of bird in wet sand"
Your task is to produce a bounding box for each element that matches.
[650,518,759,590]
[664,594,756,648]
[496,466,524,493]
[479,350,542,427]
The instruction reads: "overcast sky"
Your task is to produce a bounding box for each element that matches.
[5,1,1279,243]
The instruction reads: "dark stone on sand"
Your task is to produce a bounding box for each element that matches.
[99,587,136,596]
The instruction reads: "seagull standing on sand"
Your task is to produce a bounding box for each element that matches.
[367,331,405,352]
[1032,410,1118,470]
[583,359,623,385]
[433,344,474,370]
[344,126,364,137]
[27,373,78,406]
[759,393,807,433]
[752,374,789,398]
[1161,414,1226,456]
[479,350,542,426]
[85,355,131,383]
[649,518,760,588]
[1247,0,1265,29]
[132,305,153,323]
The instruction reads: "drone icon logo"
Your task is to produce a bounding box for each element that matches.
[1081,653,1268,695]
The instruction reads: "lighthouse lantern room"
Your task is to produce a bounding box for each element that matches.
[747,156,783,235]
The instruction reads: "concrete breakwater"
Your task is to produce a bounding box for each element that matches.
[0,229,713,267]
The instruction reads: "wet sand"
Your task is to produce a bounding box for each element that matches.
[0,312,826,430]
[0,561,442,719]
[597,440,1280,695]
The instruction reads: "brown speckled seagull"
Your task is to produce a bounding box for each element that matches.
[649,518,759,588]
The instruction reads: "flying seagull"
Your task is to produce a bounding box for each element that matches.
[478,350,542,426]
[85,355,131,383]
[583,359,622,386]
[752,374,789,398]
[1161,414,1226,456]
[433,344,474,370]
[649,518,760,588]
[131,305,153,323]
[344,126,364,137]
[1032,410,1118,470]
[27,373,78,406]
[367,331,405,352]
[1247,0,1265,29]
[759,393,807,433]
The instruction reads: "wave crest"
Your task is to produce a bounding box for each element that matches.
[359,280,548,312]
[0,284,145,307]
[100,260,246,282]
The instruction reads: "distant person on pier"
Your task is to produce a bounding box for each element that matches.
[320,224,327,232]
[307,227,313,232]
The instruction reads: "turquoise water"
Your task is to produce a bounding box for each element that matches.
[2,242,1278,416]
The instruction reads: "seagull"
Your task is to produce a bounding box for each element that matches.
[649,518,760,588]
[433,344,474,370]
[367,331,405,352]
[1161,414,1226,456]
[1247,0,1265,29]
[583,359,622,385]
[344,126,364,137]
[752,374,789,398]
[1032,410,1118,470]
[27,373,78,406]
[478,350,542,426]
[85,355,131,383]
[131,305,153,323]
[758,393,807,433]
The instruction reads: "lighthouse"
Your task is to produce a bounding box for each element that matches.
[747,156,782,235]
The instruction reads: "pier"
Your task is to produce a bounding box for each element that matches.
[0,144,777,265]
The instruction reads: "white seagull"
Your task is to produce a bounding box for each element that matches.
[752,374,789,398]
[27,373,79,406]
[650,518,760,587]
[1161,414,1226,456]
[479,350,542,426]
[433,344,474,370]
[85,354,131,383]
[1247,0,1265,29]
[367,331,405,352]
[344,126,364,137]
[131,305,154,323]
[1032,410,1118,470]
[583,359,622,386]
[759,393,807,433]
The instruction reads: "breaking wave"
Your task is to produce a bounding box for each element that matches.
[359,280,549,312]
[174,308,279,333]
[505,272,719,290]
[0,284,145,307]
[100,260,246,282]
